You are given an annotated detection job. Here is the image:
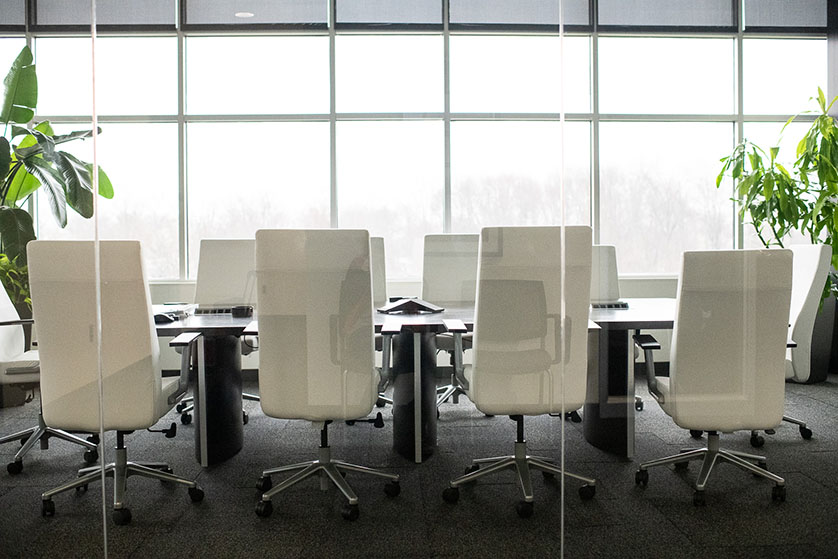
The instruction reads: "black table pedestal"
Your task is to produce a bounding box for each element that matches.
[391,332,438,461]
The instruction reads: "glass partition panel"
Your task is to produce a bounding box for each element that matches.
[599,121,734,274]
[450,120,590,231]
[336,0,442,25]
[0,1,25,27]
[35,36,177,116]
[744,0,827,29]
[34,0,176,26]
[450,35,590,113]
[336,120,443,279]
[183,0,328,25]
[743,38,827,115]
[186,36,329,115]
[599,37,735,115]
[336,35,443,113]
[0,37,26,66]
[450,0,589,26]
[186,121,330,276]
[598,0,733,27]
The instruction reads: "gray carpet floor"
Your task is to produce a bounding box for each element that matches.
[1,374,838,559]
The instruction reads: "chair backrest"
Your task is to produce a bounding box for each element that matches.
[28,240,163,432]
[668,249,792,431]
[470,226,592,416]
[787,244,830,383]
[370,236,387,308]
[590,244,621,303]
[194,238,256,307]
[422,234,479,306]
[255,229,375,421]
[0,287,25,364]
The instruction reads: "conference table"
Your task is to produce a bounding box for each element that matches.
[155,297,675,467]
[585,298,676,459]
[156,310,251,467]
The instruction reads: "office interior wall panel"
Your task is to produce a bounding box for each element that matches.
[34,0,175,26]
[336,0,441,25]
[0,1,25,26]
[183,0,327,25]
[597,0,734,27]
[744,0,827,29]
[449,0,589,26]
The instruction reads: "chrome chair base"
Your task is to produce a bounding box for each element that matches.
[1,411,97,473]
[636,431,785,504]
[41,437,202,523]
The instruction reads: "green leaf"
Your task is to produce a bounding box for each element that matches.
[33,121,54,136]
[54,151,93,218]
[0,206,35,264]
[769,146,779,161]
[93,165,114,199]
[818,87,826,112]
[5,165,39,205]
[0,136,10,177]
[0,46,37,127]
[53,128,96,145]
[21,156,67,228]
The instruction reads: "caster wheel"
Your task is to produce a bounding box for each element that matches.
[635,469,648,487]
[41,499,55,517]
[181,413,192,425]
[341,504,360,521]
[515,501,534,519]
[7,461,23,475]
[693,491,706,507]
[772,485,786,502]
[689,430,703,439]
[83,449,98,464]
[750,434,765,448]
[464,463,480,476]
[87,434,100,445]
[176,402,187,413]
[256,476,273,492]
[635,400,644,412]
[542,470,556,481]
[345,420,355,426]
[565,410,582,423]
[384,481,401,498]
[442,487,460,504]
[373,413,384,428]
[112,508,132,525]
[188,486,205,502]
[255,500,273,518]
[376,397,386,408]
[578,484,596,500]
[800,426,813,440]
[674,461,689,472]
[242,412,249,425]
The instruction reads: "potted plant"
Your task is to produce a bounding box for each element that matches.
[1,45,113,286]
[717,87,838,381]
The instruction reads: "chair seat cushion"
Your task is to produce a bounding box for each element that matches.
[434,332,473,352]
[0,349,40,385]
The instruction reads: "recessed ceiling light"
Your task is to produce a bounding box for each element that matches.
[234,11,255,18]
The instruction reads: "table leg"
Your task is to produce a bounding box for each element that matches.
[391,332,437,462]
[414,331,421,464]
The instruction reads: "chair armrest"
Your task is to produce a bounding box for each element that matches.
[242,320,259,354]
[632,333,664,405]
[787,337,797,349]
[169,332,202,405]
[443,320,469,390]
[0,318,34,327]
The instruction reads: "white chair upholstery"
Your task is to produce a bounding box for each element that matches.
[0,288,98,474]
[194,238,257,307]
[442,226,596,517]
[371,236,387,309]
[253,229,400,521]
[421,234,479,409]
[634,249,792,505]
[749,243,829,446]
[590,244,621,304]
[177,239,259,425]
[29,240,203,524]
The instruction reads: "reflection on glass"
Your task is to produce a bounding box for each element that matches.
[336,35,443,113]
[743,38,826,115]
[599,122,734,274]
[0,38,26,70]
[36,37,177,116]
[451,121,590,231]
[599,37,734,115]
[37,123,180,279]
[186,37,329,115]
[336,120,444,279]
[450,35,590,113]
[187,122,330,272]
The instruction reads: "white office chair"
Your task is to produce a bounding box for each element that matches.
[177,238,259,425]
[0,290,98,475]
[749,243,828,447]
[253,229,400,521]
[29,240,204,524]
[634,249,792,506]
[441,226,596,518]
[421,234,479,409]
